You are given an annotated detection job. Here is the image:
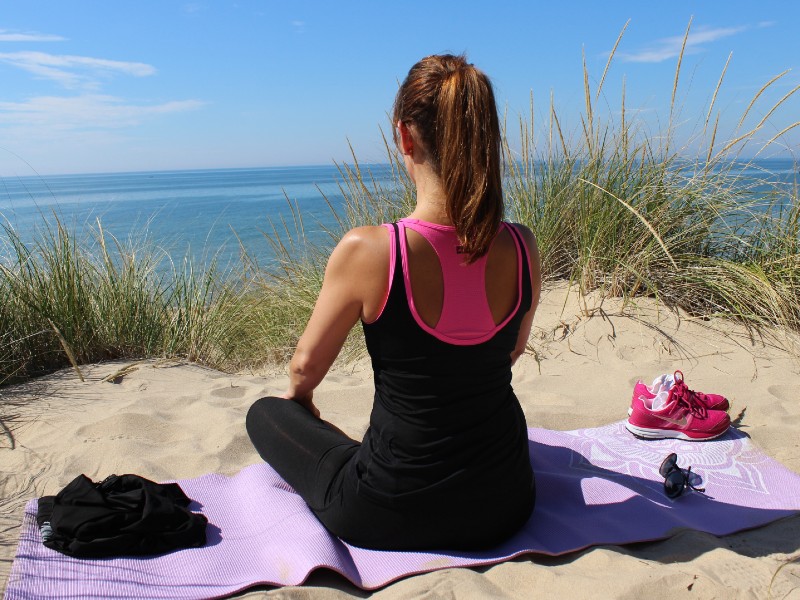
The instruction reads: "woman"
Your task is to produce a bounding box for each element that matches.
[246,54,542,551]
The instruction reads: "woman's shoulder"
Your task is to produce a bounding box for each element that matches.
[504,222,538,257]
[336,225,391,254]
[502,222,540,277]
[327,225,391,273]
[324,226,392,320]
[504,222,537,245]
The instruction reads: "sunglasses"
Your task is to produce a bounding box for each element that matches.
[659,453,705,499]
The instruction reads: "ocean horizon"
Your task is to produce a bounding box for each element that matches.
[0,159,796,273]
[0,164,398,272]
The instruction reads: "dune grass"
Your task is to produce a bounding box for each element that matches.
[1,21,799,386]
[504,21,799,337]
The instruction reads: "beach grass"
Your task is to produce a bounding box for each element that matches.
[503,21,799,340]
[1,21,799,386]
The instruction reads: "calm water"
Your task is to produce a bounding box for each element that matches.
[0,160,796,272]
[0,164,395,271]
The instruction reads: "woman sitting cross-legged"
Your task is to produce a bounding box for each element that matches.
[246,53,542,551]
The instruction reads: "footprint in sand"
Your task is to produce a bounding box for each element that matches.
[615,344,661,363]
[216,432,261,465]
[76,412,179,444]
[766,384,800,404]
[210,384,247,399]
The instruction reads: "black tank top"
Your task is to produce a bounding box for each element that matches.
[354,222,534,511]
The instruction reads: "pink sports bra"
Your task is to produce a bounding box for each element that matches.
[371,218,527,345]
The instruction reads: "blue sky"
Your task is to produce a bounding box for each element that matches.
[0,1,798,175]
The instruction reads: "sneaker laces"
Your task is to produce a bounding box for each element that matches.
[670,371,708,419]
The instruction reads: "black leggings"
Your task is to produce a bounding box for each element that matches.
[246,396,535,550]
[246,397,425,549]
[245,397,359,513]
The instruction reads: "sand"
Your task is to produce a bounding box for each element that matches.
[2,282,800,599]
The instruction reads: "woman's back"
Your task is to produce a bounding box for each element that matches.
[401,218,524,339]
[356,219,533,504]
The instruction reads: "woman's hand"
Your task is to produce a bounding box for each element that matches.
[281,390,320,418]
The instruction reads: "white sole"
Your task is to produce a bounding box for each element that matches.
[624,420,729,441]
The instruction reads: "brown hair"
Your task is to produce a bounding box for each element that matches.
[393,54,503,261]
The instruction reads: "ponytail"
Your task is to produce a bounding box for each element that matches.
[393,54,503,262]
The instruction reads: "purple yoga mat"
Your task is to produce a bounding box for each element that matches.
[6,422,800,598]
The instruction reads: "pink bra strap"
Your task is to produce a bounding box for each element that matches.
[398,219,523,344]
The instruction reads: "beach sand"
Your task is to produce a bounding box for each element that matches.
[2,282,800,599]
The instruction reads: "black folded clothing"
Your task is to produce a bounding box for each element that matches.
[36,473,208,558]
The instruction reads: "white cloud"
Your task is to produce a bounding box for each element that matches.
[618,25,747,63]
[0,51,156,89]
[0,35,208,173]
[291,20,306,34]
[0,29,66,42]
[0,95,206,131]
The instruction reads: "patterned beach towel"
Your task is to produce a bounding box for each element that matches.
[6,421,800,598]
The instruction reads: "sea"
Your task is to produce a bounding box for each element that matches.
[0,159,796,273]
[0,164,397,273]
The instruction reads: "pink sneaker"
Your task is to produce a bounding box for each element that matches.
[631,371,729,412]
[626,371,731,440]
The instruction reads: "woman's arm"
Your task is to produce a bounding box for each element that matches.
[283,225,390,413]
[510,224,542,366]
